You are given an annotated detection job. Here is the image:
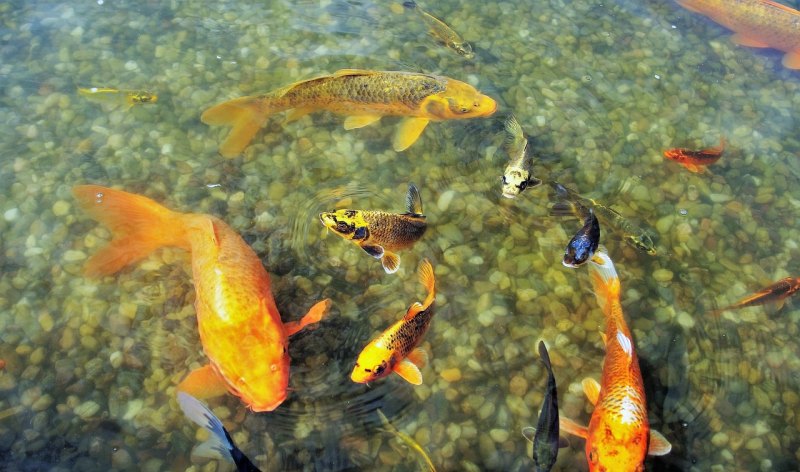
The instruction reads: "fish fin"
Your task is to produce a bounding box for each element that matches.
[675,0,702,13]
[549,201,578,217]
[285,298,331,337]
[362,244,384,259]
[402,1,418,10]
[382,251,401,274]
[730,33,769,48]
[527,176,543,188]
[537,341,552,372]
[177,392,235,463]
[782,51,800,70]
[558,436,570,448]
[201,95,270,158]
[587,250,620,315]
[393,117,430,152]
[332,68,376,77]
[599,331,608,346]
[681,163,702,173]
[417,259,436,308]
[407,347,428,369]
[405,183,424,215]
[559,417,588,439]
[405,302,425,320]
[177,364,231,401]
[521,426,535,443]
[648,429,673,456]
[616,330,634,362]
[284,106,315,123]
[582,378,601,406]
[344,114,382,130]
[394,358,423,385]
[72,185,189,277]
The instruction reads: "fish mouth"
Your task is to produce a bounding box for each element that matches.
[562,258,580,268]
[501,191,517,199]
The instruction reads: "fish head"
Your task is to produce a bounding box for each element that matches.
[425,80,497,120]
[132,91,157,104]
[319,210,370,242]
[449,41,475,59]
[350,342,395,384]
[624,232,657,256]
[563,212,600,268]
[502,167,541,198]
[585,428,647,472]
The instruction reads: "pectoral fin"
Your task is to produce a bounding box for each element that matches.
[730,33,769,48]
[284,107,315,123]
[582,377,601,405]
[285,298,331,336]
[177,364,230,400]
[393,117,430,152]
[648,429,673,455]
[682,163,702,173]
[381,251,401,274]
[521,426,535,443]
[344,115,382,130]
[407,347,428,368]
[394,358,423,385]
[559,417,588,439]
[782,51,800,70]
[362,244,384,259]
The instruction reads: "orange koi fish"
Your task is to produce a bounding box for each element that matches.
[663,137,725,173]
[201,69,497,157]
[73,185,331,412]
[713,276,800,314]
[560,251,671,471]
[351,259,435,385]
[676,0,800,69]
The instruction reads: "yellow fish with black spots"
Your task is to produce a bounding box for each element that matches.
[319,184,426,274]
[78,87,157,109]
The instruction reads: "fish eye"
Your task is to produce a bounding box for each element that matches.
[518,181,528,190]
[336,221,350,232]
[374,364,385,375]
[501,175,507,184]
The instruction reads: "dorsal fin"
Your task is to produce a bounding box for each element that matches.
[405,183,424,216]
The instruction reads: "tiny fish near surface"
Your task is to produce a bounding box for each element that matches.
[403,1,475,59]
[78,87,158,108]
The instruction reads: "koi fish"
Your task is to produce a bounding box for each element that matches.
[550,182,656,256]
[522,341,567,472]
[676,0,800,69]
[201,69,497,157]
[501,115,542,199]
[560,251,672,471]
[713,276,800,314]
[403,1,474,59]
[178,392,262,472]
[78,87,158,108]
[377,409,436,472]
[72,185,331,412]
[663,137,725,173]
[319,184,426,274]
[351,259,435,385]
[562,204,600,268]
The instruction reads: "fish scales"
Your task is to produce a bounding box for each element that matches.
[386,308,434,356]
[362,211,426,249]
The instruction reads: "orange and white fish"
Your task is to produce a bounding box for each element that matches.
[663,137,725,173]
[713,276,800,314]
[73,185,331,412]
[676,0,800,69]
[351,259,435,385]
[560,251,671,471]
[201,69,497,157]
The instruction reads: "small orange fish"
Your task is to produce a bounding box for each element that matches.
[73,185,331,412]
[663,137,725,173]
[676,0,800,69]
[560,251,671,471]
[713,276,800,314]
[351,259,435,385]
[0,359,5,370]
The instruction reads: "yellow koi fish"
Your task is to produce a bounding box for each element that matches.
[501,115,542,199]
[78,87,158,108]
[351,259,435,385]
[403,1,474,59]
[201,69,497,157]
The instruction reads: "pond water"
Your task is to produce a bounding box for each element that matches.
[1,0,799,470]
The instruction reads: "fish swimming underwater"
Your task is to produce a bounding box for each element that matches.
[178,392,262,472]
[560,251,672,471]
[351,259,435,385]
[201,69,497,156]
[712,276,800,314]
[73,185,331,412]
[320,184,426,274]
[78,87,158,108]
[550,182,656,256]
[663,137,725,173]
[561,203,600,268]
[675,0,800,69]
[501,115,542,199]
[522,341,567,472]
[403,1,475,59]
[377,409,436,472]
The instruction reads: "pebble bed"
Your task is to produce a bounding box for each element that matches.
[1,0,800,471]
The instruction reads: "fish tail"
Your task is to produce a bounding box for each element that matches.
[402,1,418,10]
[73,185,190,277]
[418,259,435,308]
[587,250,621,315]
[201,95,273,158]
[177,392,235,463]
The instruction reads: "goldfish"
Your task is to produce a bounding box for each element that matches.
[201,69,497,157]
[319,184,426,274]
[501,115,542,199]
[403,1,474,59]
[561,203,600,268]
[550,182,656,256]
[351,259,435,385]
[178,392,262,472]
[72,185,331,412]
[663,137,725,173]
[377,409,436,472]
[713,276,800,314]
[560,250,672,471]
[676,0,800,69]
[522,341,567,472]
[78,87,157,108]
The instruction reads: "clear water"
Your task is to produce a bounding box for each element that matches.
[1,0,800,470]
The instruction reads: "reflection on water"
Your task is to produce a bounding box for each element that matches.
[1,0,800,470]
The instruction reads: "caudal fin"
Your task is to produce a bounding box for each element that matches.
[418,259,435,308]
[72,185,189,277]
[587,250,620,315]
[177,392,235,463]
[201,96,270,158]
